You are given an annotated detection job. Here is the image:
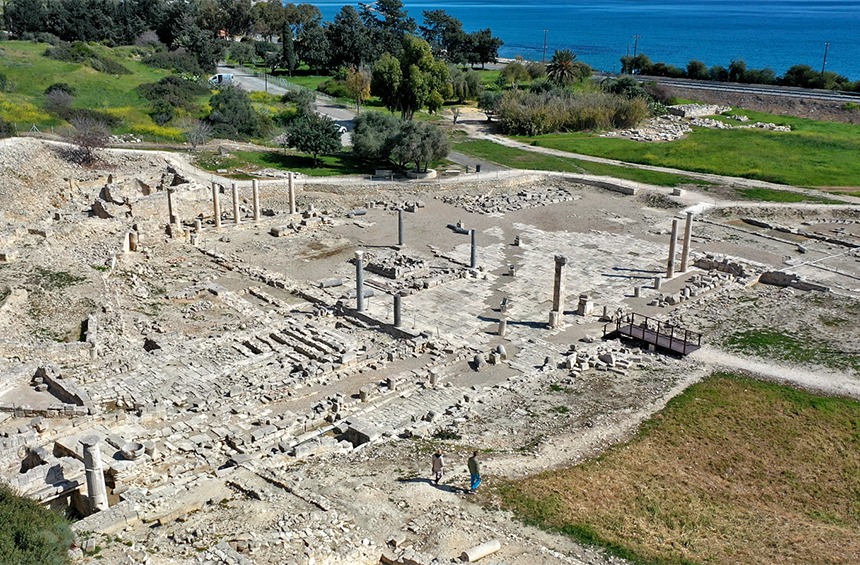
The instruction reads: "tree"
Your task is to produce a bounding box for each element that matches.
[546,49,578,86]
[345,67,371,113]
[709,65,728,82]
[420,10,466,63]
[500,61,531,86]
[218,0,252,38]
[470,28,503,69]
[185,120,213,150]
[284,114,341,166]
[297,22,331,73]
[328,5,371,69]
[281,24,297,75]
[207,86,268,138]
[728,59,747,83]
[229,42,256,65]
[388,120,449,172]
[631,53,653,75]
[68,116,110,164]
[283,2,321,37]
[0,484,73,565]
[352,111,401,162]
[478,91,503,120]
[251,1,286,41]
[371,34,451,120]
[686,60,709,80]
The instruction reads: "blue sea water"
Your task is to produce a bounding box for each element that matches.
[309,1,860,80]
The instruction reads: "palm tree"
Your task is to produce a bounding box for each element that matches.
[546,49,578,86]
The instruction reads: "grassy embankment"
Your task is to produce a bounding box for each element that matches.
[513,109,860,189]
[0,41,180,139]
[499,373,860,565]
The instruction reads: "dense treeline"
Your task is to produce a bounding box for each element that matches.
[2,0,503,75]
[621,53,860,92]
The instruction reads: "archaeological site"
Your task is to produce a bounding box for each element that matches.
[1,130,859,565]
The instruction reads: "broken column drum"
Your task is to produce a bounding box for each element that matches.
[470,229,477,268]
[288,172,297,215]
[549,254,567,327]
[666,218,679,279]
[393,293,402,327]
[680,211,693,272]
[81,436,109,513]
[355,250,365,312]
[252,179,261,222]
[211,182,221,230]
[231,182,240,225]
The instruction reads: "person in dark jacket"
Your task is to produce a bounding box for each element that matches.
[467,451,481,493]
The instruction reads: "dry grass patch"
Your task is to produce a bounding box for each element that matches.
[499,374,860,565]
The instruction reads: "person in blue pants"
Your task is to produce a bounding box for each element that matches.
[467,451,481,493]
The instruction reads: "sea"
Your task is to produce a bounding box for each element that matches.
[309,0,860,81]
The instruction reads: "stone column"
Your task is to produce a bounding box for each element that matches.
[194,218,202,233]
[128,232,139,252]
[680,211,693,272]
[288,172,297,215]
[549,255,567,327]
[166,188,176,225]
[231,182,240,225]
[355,250,365,312]
[470,229,477,268]
[252,179,261,223]
[398,209,404,246]
[81,436,108,513]
[666,218,679,279]
[393,293,402,327]
[498,318,507,336]
[212,182,221,231]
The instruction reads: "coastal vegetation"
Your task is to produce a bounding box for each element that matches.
[622,52,860,92]
[499,374,860,565]
[513,109,860,188]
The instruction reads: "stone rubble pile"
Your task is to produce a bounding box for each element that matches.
[439,187,578,215]
[668,104,733,118]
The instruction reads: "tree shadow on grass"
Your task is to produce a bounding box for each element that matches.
[256,151,371,176]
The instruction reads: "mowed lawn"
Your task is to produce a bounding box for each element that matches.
[499,374,860,565]
[515,110,860,188]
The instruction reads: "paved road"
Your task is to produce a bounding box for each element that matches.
[217,65,356,145]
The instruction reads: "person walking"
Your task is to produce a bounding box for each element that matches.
[431,449,445,484]
[467,451,481,493]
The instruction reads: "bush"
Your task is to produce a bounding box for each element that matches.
[54,107,121,128]
[44,83,76,96]
[142,50,205,76]
[139,75,209,112]
[207,86,271,139]
[317,78,351,99]
[0,484,73,565]
[0,73,12,92]
[496,90,649,135]
[0,117,14,138]
[44,42,131,75]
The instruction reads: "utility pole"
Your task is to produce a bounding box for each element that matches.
[632,35,642,59]
[542,30,548,62]
[820,42,830,88]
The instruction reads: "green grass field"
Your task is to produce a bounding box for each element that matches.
[453,138,706,187]
[194,149,372,177]
[0,41,170,128]
[513,110,860,187]
[499,374,860,565]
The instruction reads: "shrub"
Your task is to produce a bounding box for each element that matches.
[44,42,131,74]
[207,86,271,139]
[142,50,205,76]
[54,107,120,128]
[45,90,74,112]
[317,78,351,99]
[0,484,73,565]
[0,117,14,138]
[44,83,76,96]
[496,90,648,135]
[138,75,209,112]
[0,73,13,92]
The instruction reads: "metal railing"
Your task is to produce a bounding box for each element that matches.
[603,312,703,355]
[235,65,335,103]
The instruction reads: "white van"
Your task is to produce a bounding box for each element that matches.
[209,74,234,85]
